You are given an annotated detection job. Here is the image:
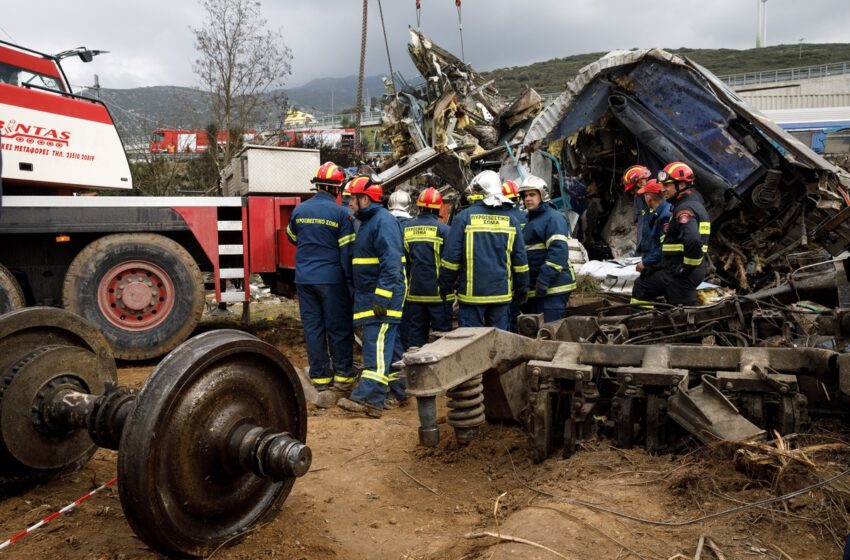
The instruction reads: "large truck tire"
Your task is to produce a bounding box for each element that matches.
[62,233,205,361]
[0,264,25,314]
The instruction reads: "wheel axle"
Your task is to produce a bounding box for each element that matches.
[0,308,311,557]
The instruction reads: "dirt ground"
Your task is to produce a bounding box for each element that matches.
[0,299,845,559]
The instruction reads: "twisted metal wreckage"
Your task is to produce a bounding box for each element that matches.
[376,30,850,461]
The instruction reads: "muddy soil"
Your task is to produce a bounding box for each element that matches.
[0,301,842,559]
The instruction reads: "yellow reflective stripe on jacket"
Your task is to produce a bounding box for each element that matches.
[360,369,388,385]
[699,222,711,235]
[338,233,355,246]
[286,225,296,242]
[512,263,530,273]
[526,243,546,251]
[374,287,393,298]
[546,234,569,247]
[440,259,459,271]
[702,245,709,253]
[662,244,684,252]
[353,257,380,264]
[407,294,444,303]
[353,309,404,320]
[457,293,513,304]
[464,226,515,234]
[527,282,576,297]
[683,256,704,266]
[544,260,563,272]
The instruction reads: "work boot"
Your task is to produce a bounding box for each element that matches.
[330,382,354,399]
[337,397,383,418]
[383,396,408,410]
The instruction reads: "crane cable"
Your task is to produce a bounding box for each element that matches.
[456,0,465,63]
[354,0,368,159]
[415,0,421,28]
[377,0,397,98]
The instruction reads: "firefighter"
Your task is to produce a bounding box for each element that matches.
[403,187,451,348]
[634,179,672,274]
[502,179,527,332]
[501,180,527,229]
[285,162,356,398]
[387,189,413,398]
[631,162,710,307]
[439,170,529,330]
[519,175,576,322]
[622,164,652,248]
[337,176,407,418]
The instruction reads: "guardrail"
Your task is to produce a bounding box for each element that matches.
[719,61,850,87]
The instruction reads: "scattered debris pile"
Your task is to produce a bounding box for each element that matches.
[378,29,543,191]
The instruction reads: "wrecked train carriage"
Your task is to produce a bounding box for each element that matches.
[514,49,850,291]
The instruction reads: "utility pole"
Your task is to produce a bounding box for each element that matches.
[798,37,805,60]
[92,74,100,99]
[756,0,768,48]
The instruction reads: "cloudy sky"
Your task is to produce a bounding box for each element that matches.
[2,0,848,92]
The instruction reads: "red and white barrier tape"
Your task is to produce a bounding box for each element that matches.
[0,477,118,551]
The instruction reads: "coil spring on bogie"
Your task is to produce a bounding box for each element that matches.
[446,375,485,443]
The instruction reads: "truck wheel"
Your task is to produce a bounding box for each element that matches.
[62,233,205,361]
[0,264,25,314]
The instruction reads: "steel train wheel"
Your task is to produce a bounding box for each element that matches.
[118,329,307,557]
[0,307,117,494]
[0,264,25,314]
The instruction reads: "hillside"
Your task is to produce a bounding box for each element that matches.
[91,42,850,136]
[484,42,850,97]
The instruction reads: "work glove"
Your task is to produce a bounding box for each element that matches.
[535,281,549,297]
[515,292,529,307]
[373,303,388,318]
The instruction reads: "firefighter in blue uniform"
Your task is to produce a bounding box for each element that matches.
[285,162,356,396]
[518,175,576,322]
[337,176,407,418]
[439,170,529,330]
[388,190,413,372]
[402,186,451,348]
[501,179,527,229]
[622,165,652,250]
[631,162,710,307]
[634,179,672,275]
[501,179,527,331]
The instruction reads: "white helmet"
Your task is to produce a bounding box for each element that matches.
[388,190,411,212]
[519,174,551,202]
[469,170,511,207]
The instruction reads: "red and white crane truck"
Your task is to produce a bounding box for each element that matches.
[0,40,311,360]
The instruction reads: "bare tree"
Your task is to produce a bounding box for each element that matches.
[192,0,292,171]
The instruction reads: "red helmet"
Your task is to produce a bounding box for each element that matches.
[637,179,663,195]
[658,161,695,184]
[311,162,345,187]
[501,180,520,199]
[417,187,443,209]
[622,165,651,192]
[347,175,383,202]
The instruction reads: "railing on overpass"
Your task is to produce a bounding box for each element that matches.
[719,61,850,88]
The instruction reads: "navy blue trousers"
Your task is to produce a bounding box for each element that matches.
[523,292,570,323]
[296,283,355,388]
[458,303,509,330]
[350,321,404,408]
[404,301,452,348]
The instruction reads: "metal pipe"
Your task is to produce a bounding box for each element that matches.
[416,396,440,447]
